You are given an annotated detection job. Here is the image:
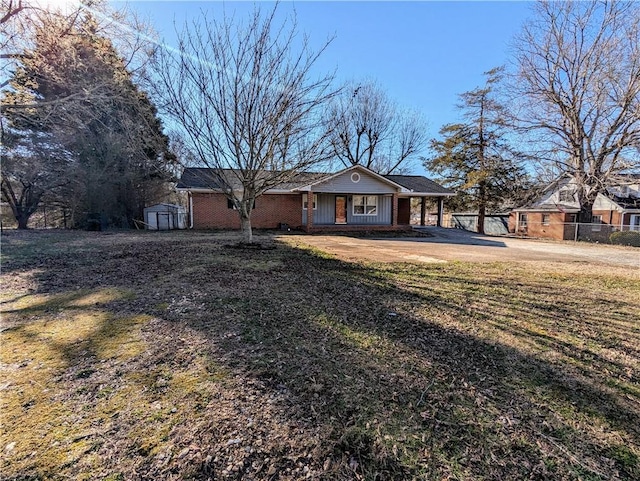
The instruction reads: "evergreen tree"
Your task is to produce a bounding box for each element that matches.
[425,68,527,234]
[2,7,175,228]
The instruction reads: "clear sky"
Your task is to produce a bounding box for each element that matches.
[117,1,534,174]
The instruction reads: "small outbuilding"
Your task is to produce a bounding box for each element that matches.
[143,203,187,230]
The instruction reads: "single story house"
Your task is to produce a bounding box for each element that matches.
[176,165,455,232]
[509,174,640,241]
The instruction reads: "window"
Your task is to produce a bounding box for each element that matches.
[559,189,575,203]
[542,214,550,225]
[353,195,378,215]
[568,214,577,223]
[302,193,317,210]
[227,198,255,210]
[631,214,640,232]
[591,214,602,231]
[519,213,528,228]
[351,172,361,183]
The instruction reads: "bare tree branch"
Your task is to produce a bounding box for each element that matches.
[511,0,640,221]
[150,3,337,242]
[324,81,427,175]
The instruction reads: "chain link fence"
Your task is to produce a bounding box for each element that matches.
[515,221,639,244]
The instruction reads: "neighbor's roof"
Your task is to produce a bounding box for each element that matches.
[512,204,581,213]
[385,175,455,195]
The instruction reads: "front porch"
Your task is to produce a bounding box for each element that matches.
[302,192,446,233]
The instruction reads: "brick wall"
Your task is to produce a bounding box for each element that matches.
[510,212,575,240]
[192,193,303,230]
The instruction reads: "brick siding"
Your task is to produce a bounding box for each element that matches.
[192,193,303,230]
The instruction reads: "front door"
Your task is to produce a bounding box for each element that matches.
[335,196,347,224]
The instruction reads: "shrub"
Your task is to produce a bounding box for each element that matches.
[609,230,640,247]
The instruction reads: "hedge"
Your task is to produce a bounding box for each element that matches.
[609,230,640,247]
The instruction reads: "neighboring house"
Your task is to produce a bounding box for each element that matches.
[176,165,455,232]
[509,174,640,241]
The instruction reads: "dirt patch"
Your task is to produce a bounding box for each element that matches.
[290,228,640,271]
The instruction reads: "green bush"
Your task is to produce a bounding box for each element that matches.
[609,230,640,247]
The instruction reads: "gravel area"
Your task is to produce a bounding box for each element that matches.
[291,227,640,269]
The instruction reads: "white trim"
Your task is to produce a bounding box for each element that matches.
[302,193,317,210]
[352,195,378,216]
[292,165,409,192]
[351,172,361,183]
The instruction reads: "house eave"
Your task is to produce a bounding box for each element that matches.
[513,206,581,213]
[291,165,408,192]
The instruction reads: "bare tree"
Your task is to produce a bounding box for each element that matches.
[151,5,336,243]
[512,0,640,222]
[0,124,72,229]
[325,81,427,174]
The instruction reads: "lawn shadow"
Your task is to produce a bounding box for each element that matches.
[3,231,638,480]
[165,240,639,479]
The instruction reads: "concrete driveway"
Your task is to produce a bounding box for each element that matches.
[290,227,640,269]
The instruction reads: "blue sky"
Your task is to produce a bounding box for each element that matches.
[119,1,534,173]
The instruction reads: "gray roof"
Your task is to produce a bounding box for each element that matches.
[177,167,453,195]
[384,175,455,195]
[176,168,326,191]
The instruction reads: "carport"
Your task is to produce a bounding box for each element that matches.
[386,175,455,227]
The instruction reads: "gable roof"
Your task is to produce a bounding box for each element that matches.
[291,165,408,192]
[514,172,640,212]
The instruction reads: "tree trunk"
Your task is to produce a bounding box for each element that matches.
[17,212,29,229]
[240,215,253,243]
[477,183,486,235]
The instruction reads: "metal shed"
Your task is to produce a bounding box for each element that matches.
[143,203,187,230]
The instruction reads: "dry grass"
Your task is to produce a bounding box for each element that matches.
[1,229,638,480]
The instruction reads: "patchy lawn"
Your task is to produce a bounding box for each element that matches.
[1,229,638,480]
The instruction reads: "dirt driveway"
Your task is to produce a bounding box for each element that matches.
[287,227,640,269]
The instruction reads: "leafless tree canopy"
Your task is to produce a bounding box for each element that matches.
[512,0,640,218]
[325,81,427,175]
[151,5,337,242]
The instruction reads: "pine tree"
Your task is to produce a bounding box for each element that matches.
[425,68,527,234]
[2,8,175,228]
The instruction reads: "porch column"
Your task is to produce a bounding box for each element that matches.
[437,197,444,227]
[306,189,314,233]
[420,197,427,226]
[392,193,399,227]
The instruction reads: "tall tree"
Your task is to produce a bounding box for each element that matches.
[2,4,175,228]
[325,81,427,174]
[426,68,526,234]
[151,4,336,242]
[512,0,640,223]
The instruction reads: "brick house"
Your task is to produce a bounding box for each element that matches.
[177,165,454,232]
[509,174,640,241]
